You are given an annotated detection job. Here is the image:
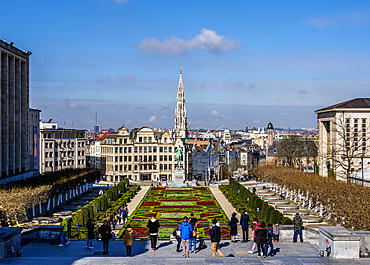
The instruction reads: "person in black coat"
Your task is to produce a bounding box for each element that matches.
[210,219,224,257]
[99,220,112,254]
[86,219,95,249]
[147,214,160,251]
[255,222,268,258]
[229,212,239,242]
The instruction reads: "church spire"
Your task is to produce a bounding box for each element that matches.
[174,69,188,139]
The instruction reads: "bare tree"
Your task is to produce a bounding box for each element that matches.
[328,115,369,182]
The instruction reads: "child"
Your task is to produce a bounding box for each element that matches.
[265,223,274,257]
[248,218,261,254]
[273,222,279,242]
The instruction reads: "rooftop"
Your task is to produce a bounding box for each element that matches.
[315,98,370,113]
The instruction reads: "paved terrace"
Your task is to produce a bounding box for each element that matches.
[2,240,370,264]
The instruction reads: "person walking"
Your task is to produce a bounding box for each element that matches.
[292,213,303,243]
[240,210,250,242]
[189,213,197,253]
[86,219,95,249]
[265,223,274,256]
[147,214,160,251]
[99,220,112,254]
[255,222,268,258]
[229,212,239,242]
[124,224,134,257]
[273,222,279,242]
[58,217,70,247]
[173,223,182,252]
[248,218,261,254]
[179,216,193,258]
[210,219,225,257]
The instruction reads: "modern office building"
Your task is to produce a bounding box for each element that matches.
[0,39,32,178]
[39,122,87,173]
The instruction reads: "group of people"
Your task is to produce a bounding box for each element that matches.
[173,213,198,258]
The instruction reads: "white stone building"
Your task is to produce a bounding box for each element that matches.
[315,98,370,181]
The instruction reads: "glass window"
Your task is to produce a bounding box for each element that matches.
[124,156,127,162]
[149,147,152,152]
[164,147,167,153]
[139,146,142,152]
[160,147,163,152]
[144,137,147,142]
[128,156,132,162]
[115,147,118,153]
[149,137,152,143]
[124,147,127,153]
[134,147,138,153]
[128,147,132,153]
[115,156,118,162]
[120,165,123,171]
[153,156,157,161]
[169,155,172,161]
[160,155,163,161]
[164,155,167,161]
[139,137,142,142]
[169,147,172,153]
[164,138,167,143]
[128,165,132,170]
[144,147,147,153]
[45,143,48,148]
[119,139,122,144]
[153,147,157,153]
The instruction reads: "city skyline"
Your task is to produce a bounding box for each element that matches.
[2,0,370,130]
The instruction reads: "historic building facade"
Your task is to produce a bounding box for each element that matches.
[315,98,370,181]
[99,125,178,182]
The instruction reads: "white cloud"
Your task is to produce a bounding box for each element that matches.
[148,115,157,123]
[136,28,242,56]
[161,116,168,120]
[160,103,169,108]
[253,120,260,123]
[136,104,144,109]
[120,74,135,82]
[305,11,370,28]
[211,110,219,116]
[126,118,134,125]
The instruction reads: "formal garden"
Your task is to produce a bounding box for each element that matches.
[252,166,370,231]
[220,178,293,225]
[117,187,230,240]
[66,178,140,239]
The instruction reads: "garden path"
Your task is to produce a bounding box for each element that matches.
[127,186,150,218]
[210,187,243,236]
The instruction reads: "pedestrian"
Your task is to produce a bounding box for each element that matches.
[147,214,160,251]
[99,220,112,254]
[255,222,267,258]
[124,224,134,257]
[292,213,303,243]
[273,222,279,242]
[228,212,239,242]
[173,223,182,252]
[248,218,261,254]
[189,213,197,253]
[210,218,225,257]
[179,216,193,258]
[99,189,103,196]
[265,223,274,257]
[240,210,250,242]
[252,187,256,194]
[86,219,95,249]
[58,217,70,247]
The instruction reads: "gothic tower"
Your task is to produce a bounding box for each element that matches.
[174,69,188,139]
[267,121,274,146]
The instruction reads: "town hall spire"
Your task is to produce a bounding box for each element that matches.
[174,69,188,139]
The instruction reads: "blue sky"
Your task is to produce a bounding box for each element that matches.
[2,0,370,130]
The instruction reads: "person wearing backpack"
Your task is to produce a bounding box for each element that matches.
[210,218,225,257]
[179,216,193,258]
[265,223,274,257]
[255,222,267,258]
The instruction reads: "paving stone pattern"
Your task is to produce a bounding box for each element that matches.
[2,240,370,264]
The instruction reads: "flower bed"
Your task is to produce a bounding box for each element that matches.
[118,187,230,240]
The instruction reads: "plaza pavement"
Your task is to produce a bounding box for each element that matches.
[2,239,370,264]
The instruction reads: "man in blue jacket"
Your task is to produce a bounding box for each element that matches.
[179,216,193,258]
[240,210,250,242]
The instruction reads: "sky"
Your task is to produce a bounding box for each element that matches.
[2,0,370,130]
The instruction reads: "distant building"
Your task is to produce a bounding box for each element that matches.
[0,39,32,178]
[39,122,87,173]
[315,98,370,181]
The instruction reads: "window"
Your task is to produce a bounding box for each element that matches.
[50,152,53,158]
[169,147,172,153]
[134,147,138,153]
[115,147,118,153]
[169,164,172,170]
[82,151,84,156]
[45,152,48,158]
[78,151,81,156]
[124,165,127,171]
[120,156,123,162]
[115,156,118,162]
[128,165,132,170]
[144,137,147,142]
[78,160,81,165]
[160,164,163,170]
[160,155,163,161]
[169,155,172,161]
[50,161,53,167]
[124,147,127,153]
[149,147,152,152]
[148,156,152,162]
[115,165,118,171]
[45,143,48,148]
[164,147,167,153]
[139,137,142,142]
[164,164,167,170]
[148,137,152,143]
[128,147,132,153]
[128,156,132,162]
[144,156,147,162]
[124,139,127,144]
[164,155,167,161]
[144,164,148,170]
[160,147,163,152]
[71,142,74,147]
[119,139,122,144]
[55,161,58,166]
[55,143,58,148]
[124,156,127,162]
[50,143,53,148]
[153,147,157,153]
[55,152,58,157]
[81,142,84,147]
[119,147,122,153]
[153,165,156,170]
[134,156,138,162]
[144,147,147,153]
[45,162,48,167]
[139,146,143,153]
[164,138,167,143]
[153,156,157,162]
[135,165,138,170]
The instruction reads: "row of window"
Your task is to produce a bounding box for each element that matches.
[113,155,177,163]
[43,132,84,139]
[45,151,85,158]
[113,163,173,172]
[44,159,85,167]
[113,146,173,154]
[45,142,85,149]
